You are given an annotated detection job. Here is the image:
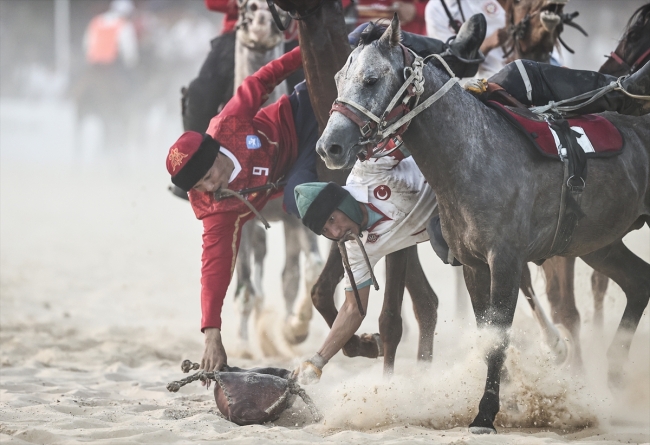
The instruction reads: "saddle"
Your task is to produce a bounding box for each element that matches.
[487,100,624,160]
[486,89,624,258]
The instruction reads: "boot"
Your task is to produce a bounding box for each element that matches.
[544,61,650,116]
[494,60,650,116]
[616,61,650,116]
[401,13,486,78]
[441,13,487,78]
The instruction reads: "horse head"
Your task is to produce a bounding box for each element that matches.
[237,0,286,51]
[500,0,584,63]
[317,14,442,169]
[599,3,650,77]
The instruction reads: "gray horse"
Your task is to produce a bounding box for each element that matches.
[317,15,650,434]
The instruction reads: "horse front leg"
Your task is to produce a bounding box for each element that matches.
[465,257,521,434]
[404,246,438,363]
[581,240,650,389]
[379,249,408,376]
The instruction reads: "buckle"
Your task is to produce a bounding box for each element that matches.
[361,122,372,137]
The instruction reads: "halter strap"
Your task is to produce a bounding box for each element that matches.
[330,44,459,159]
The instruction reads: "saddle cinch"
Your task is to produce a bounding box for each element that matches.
[485,88,625,259]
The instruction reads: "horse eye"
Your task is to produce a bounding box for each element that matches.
[364,76,378,86]
[249,3,258,11]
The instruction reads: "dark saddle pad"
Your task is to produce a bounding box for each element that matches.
[488,101,624,159]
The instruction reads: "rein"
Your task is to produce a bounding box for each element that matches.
[607,47,650,75]
[330,45,459,160]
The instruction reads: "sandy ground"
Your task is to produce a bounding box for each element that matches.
[1,101,649,444]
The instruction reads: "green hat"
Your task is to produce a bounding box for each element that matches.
[294,182,363,235]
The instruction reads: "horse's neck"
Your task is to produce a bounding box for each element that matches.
[402,71,500,194]
[234,39,287,105]
[298,0,351,185]
[298,1,350,131]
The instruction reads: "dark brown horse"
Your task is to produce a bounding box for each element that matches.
[496,0,587,64]
[599,3,650,77]
[270,0,439,374]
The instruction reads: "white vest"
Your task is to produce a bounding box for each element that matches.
[342,155,437,288]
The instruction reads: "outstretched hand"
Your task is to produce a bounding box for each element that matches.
[201,328,227,386]
[293,361,323,385]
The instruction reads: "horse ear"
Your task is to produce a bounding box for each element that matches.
[379,13,401,48]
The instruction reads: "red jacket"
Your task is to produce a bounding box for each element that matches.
[205,0,239,33]
[188,46,302,331]
[343,0,427,35]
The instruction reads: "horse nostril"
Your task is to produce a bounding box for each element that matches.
[329,144,342,156]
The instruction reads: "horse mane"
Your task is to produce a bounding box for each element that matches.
[625,3,650,43]
[358,20,389,46]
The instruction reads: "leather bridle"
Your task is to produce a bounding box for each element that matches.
[329,44,459,160]
[607,47,650,76]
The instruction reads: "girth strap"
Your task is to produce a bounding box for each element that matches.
[546,118,586,257]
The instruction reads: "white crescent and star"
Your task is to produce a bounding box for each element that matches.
[373,185,391,201]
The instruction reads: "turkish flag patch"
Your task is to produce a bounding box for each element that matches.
[373,185,391,201]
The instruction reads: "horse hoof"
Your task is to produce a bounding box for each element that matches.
[469,426,497,435]
[282,325,309,345]
[555,324,575,367]
[469,412,496,434]
[359,333,383,357]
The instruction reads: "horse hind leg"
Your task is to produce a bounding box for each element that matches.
[519,262,577,368]
[379,249,408,377]
[281,220,315,345]
[235,222,256,358]
[581,240,650,389]
[250,222,285,358]
[540,257,584,368]
[591,271,609,330]
[404,246,438,364]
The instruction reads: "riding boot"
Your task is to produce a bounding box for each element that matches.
[349,15,487,78]
[402,13,486,78]
[489,59,650,116]
[440,13,487,78]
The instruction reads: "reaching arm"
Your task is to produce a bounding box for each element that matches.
[200,211,247,331]
[217,46,303,122]
[295,286,370,384]
[318,287,370,361]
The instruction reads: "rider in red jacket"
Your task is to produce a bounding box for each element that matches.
[167,47,304,372]
[204,0,239,33]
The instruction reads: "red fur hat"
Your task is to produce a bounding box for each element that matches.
[166,131,220,192]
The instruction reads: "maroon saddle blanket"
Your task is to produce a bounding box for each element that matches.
[487,101,624,159]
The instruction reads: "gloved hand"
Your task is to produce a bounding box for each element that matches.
[293,353,328,385]
[464,78,488,95]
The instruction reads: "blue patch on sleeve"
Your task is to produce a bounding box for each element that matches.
[246,135,262,149]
